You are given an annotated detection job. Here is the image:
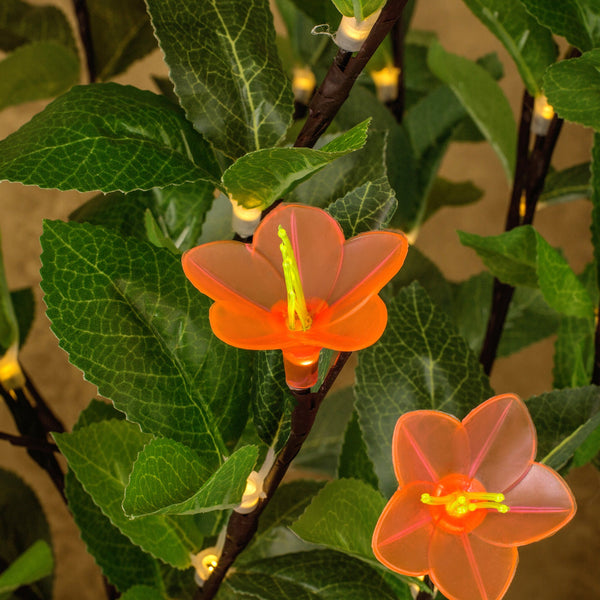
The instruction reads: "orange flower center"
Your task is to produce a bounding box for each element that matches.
[420,473,508,534]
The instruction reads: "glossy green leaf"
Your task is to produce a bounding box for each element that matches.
[0,232,19,355]
[0,42,79,112]
[11,288,35,348]
[327,176,397,237]
[120,586,165,600]
[145,0,293,160]
[540,162,591,206]
[0,540,53,594]
[0,469,52,600]
[87,0,157,80]
[338,413,379,488]
[222,120,369,209]
[553,315,595,388]
[520,0,600,52]
[219,551,399,600]
[124,441,257,517]
[252,350,294,452]
[526,386,600,470]
[428,41,516,179]
[0,83,220,192]
[55,420,205,568]
[423,177,484,223]
[0,0,76,53]
[241,480,326,562]
[41,221,253,455]
[74,398,126,431]
[330,0,386,19]
[355,283,493,496]
[462,0,557,94]
[544,50,600,131]
[144,210,180,254]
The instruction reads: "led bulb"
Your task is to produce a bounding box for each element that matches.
[335,9,381,52]
[371,66,401,103]
[191,548,220,585]
[0,343,24,390]
[532,94,554,136]
[234,448,275,514]
[230,197,262,238]
[292,67,316,105]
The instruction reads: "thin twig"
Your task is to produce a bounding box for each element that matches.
[196,352,352,599]
[71,0,96,83]
[23,369,65,434]
[0,430,59,453]
[387,16,406,122]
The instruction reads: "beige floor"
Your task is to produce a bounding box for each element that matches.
[0,1,598,599]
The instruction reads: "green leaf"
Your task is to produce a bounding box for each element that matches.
[252,350,294,451]
[124,441,257,517]
[71,182,215,252]
[292,478,385,562]
[284,0,340,24]
[428,41,516,180]
[423,177,484,223]
[573,422,600,466]
[65,471,163,592]
[219,551,399,600]
[330,0,386,19]
[0,83,220,192]
[526,386,600,471]
[145,0,293,160]
[327,176,397,237]
[0,540,53,594]
[0,42,79,112]
[11,288,35,348]
[355,282,493,496]
[461,0,557,94]
[222,120,369,209]
[0,232,19,355]
[544,50,600,131]
[120,586,165,600]
[552,315,595,388]
[0,0,77,53]
[591,134,600,290]
[55,420,206,568]
[338,413,379,489]
[520,0,600,52]
[540,162,591,206]
[41,220,253,455]
[74,398,125,431]
[0,469,52,599]
[87,0,157,80]
[241,480,326,562]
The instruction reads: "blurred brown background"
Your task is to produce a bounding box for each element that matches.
[0,0,598,598]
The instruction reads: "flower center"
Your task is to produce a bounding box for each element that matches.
[421,491,509,518]
[278,226,312,332]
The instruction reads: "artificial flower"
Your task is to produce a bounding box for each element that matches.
[372,393,576,600]
[182,203,408,389]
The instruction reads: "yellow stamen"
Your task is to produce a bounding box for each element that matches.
[278,226,312,331]
[421,491,509,516]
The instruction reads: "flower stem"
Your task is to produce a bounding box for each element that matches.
[71,0,96,83]
[195,352,352,600]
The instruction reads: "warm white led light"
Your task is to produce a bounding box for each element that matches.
[335,9,381,52]
[371,65,401,102]
[230,197,262,238]
[292,67,317,105]
[0,343,24,390]
[234,448,275,514]
[532,93,554,136]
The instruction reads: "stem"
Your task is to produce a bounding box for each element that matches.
[387,16,406,122]
[294,0,410,149]
[23,369,65,434]
[196,352,352,600]
[415,576,433,600]
[71,0,96,83]
[0,430,59,453]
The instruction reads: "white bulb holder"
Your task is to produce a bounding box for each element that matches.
[371,66,401,103]
[191,529,227,586]
[334,9,381,52]
[230,197,262,238]
[531,94,554,136]
[292,67,317,105]
[234,447,275,514]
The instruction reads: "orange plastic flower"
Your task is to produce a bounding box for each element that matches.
[372,394,576,600]
[182,203,408,389]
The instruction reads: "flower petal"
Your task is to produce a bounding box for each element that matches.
[252,204,344,300]
[209,302,290,350]
[372,481,435,576]
[328,231,408,308]
[429,530,518,600]
[182,241,285,310]
[473,463,576,547]
[305,295,388,351]
[463,394,536,492]
[392,411,469,486]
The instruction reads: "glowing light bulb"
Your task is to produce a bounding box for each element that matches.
[335,9,381,52]
[371,65,401,103]
[292,67,316,105]
[191,548,220,585]
[532,93,554,136]
[235,448,275,514]
[0,343,24,390]
[230,196,262,238]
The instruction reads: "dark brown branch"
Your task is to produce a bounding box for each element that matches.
[386,16,407,122]
[0,430,59,453]
[71,0,96,82]
[196,352,352,600]
[23,369,65,434]
[294,0,410,149]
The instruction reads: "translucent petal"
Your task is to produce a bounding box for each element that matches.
[372,481,435,576]
[473,463,576,547]
[463,394,536,492]
[392,411,469,486]
[304,295,388,351]
[429,530,518,600]
[182,242,285,310]
[252,204,344,300]
[328,231,409,308]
